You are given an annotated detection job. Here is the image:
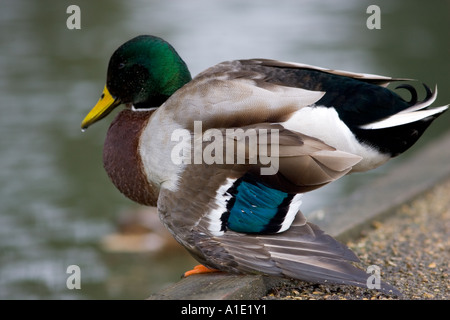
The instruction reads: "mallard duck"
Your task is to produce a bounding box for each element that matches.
[81,35,447,294]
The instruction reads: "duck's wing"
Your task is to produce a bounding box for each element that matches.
[180,58,418,130]
[156,124,397,293]
[243,59,409,87]
[196,58,409,89]
[159,123,361,236]
[195,213,400,295]
[165,58,406,141]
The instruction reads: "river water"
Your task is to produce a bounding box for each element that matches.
[0,0,448,299]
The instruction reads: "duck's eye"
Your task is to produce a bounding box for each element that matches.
[118,62,126,69]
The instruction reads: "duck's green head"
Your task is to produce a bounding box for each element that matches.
[81,35,192,130]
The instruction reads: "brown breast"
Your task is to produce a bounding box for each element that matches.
[103,108,159,206]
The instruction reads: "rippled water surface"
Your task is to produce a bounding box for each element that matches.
[0,0,448,299]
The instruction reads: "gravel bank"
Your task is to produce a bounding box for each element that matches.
[263,178,450,300]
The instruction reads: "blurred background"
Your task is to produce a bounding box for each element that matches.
[0,0,448,299]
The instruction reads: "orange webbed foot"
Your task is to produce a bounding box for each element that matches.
[183,264,220,277]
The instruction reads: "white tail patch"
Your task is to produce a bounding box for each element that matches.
[360,105,448,130]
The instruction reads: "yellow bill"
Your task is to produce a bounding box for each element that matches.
[81,85,122,130]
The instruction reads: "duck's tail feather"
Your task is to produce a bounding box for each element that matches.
[360,84,448,130]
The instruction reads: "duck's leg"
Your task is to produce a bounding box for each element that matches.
[183,264,220,277]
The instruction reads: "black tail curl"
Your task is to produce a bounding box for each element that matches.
[395,83,432,106]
